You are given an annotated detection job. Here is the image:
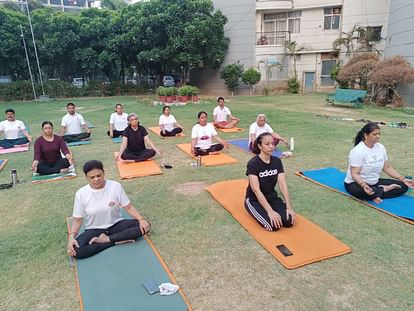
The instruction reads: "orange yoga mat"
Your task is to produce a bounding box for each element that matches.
[148,126,185,138]
[216,127,243,133]
[114,152,163,179]
[0,159,8,171]
[176,143,239,167]
[205,179,351,269]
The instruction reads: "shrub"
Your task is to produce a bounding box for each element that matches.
[220,61,244,96]
[287,76,300,94]
[337,53,379,89]
[241,68,261,95]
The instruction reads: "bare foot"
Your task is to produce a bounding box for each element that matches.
[60,168,69,173]
[379,184,401,192]
[373,197,383,204]
[89,233,110,245]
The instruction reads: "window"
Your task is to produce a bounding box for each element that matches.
[360,26,382,42]
[324,7,341,30]
[321,60,337,86]
[263,11,301,44]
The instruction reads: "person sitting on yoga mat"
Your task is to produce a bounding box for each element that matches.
[108,103,128,138]
[116,113,161,162]
[248,113,288,151]
[245,132,296,231]
[67,160,151,259]
[159,106,184,137]
[191,111,229,156]
[213,97,240,129]
[344,122,413,203]
[32,121,73,175]
[0,108,32,149]
[60,103,91,143]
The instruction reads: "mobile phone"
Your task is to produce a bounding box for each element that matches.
[142,279,160,295]
[276,244,293,257]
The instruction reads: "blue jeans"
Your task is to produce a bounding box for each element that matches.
[0,137,29,149]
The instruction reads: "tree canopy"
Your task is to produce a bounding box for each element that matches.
[0,0,229,83]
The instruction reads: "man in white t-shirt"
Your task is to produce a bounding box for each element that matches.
[0,108,32,149]
[213,97,240,129]
[60,103,91,143]
[248,114,288,150]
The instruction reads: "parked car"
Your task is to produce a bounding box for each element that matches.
[162,75,175,87]
[72,78,86,87]
[0,76,12,84]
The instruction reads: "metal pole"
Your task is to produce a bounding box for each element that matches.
[20,25,37,100]
[25,0,45,96]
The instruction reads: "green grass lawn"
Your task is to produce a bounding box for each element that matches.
[0,94,413,310]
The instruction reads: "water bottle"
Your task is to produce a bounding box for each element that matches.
[290,137,294,152]
[196,155,202,168]
[11,169,18,187]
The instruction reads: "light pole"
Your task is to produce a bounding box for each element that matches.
[20,25,37,100]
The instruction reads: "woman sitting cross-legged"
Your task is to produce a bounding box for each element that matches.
[116,113,161,163]
[245,132,296,231]
[191,111,228,156]
[31,121,73,175]
[108,103,128,138]
[67,160,151,259]
[344,122,413,203]
[159,106,184,137]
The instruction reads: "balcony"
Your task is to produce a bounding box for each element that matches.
[256,31,290,46]
[256,0,293,11]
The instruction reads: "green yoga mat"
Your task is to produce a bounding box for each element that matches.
[32,171,77,184]
[68,219,190,310]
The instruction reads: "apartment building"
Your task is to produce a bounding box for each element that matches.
[255,0,389,92]
[385,0,414,106]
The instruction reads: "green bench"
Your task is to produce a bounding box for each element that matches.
[326,88,367,108]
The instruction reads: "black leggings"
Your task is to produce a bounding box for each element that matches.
[121,148,156,162]
[344,178,408,201]
[160,128,182,137]
[244,196,293,231]
[74,219,142,259]
[37,158,70,175]
[107,130,124,137]
[194,143,224,156]
[63,133,90,143]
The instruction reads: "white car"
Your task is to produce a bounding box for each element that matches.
[72,78,86,87]
[162,76,175,87]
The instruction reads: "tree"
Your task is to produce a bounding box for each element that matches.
[283,41,305,78]
[333,25,358,59]
[220,62,244,96]
[241,68,261,95]
[370,56,414,106]
[337,53,379,90]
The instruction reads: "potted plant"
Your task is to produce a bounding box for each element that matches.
[157,86,167,102]
[189,86,200,102]
[178,86,189,102]
[171,87,178,101]
[165,87,174,103]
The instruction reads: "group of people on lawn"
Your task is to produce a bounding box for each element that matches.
[1,96,412,259]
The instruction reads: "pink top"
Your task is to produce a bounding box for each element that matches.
[34,135,70,163]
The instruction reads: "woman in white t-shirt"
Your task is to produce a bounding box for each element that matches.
[108,104,128,138]
[344,122,413,203]
[248,113,288,151]
[191,111,228,156]
[67,160,151,259]
[159,106,184,137]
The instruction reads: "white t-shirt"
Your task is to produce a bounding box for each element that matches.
[213,106,231,122]
[248,122,274,144]
[345,142,388,185]
[61,113,86,135]
[159,114,177,132]
[0,120,26,139]
[191,123,217,149]
[73,180,130,229]
[109,112,128,131]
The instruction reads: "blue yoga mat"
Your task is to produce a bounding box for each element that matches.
[298,167,414,222]
[228,138,283,158]
[66,140,92,147]
[112,137,122,143]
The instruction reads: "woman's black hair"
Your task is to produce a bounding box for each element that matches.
[115,103,123,111]
[162,106,170,113]
[354,122,380,146]
[197,111,207,119]
[252,132,273,154]
[41,121,53,128]
[83,160,104,175]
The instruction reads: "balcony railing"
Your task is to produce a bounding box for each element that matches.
[256,31,290,46]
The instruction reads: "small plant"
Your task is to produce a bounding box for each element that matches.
[262,86,271,96]
[165,87,174,96]
[178,86,189,96]
[287,76,300,94]
[156,86,168,96]
[220,61,244,96]
[241,68,261,95]
[188,86,200,96]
